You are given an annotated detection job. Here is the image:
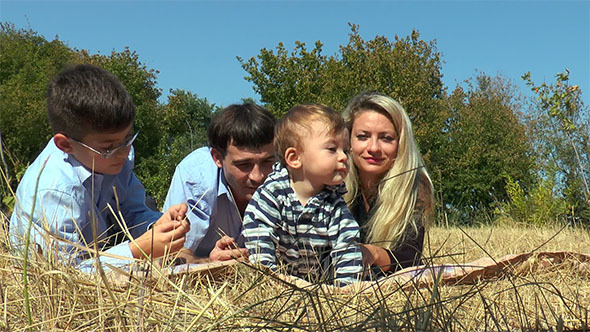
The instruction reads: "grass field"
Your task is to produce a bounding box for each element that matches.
[1,218,589,331]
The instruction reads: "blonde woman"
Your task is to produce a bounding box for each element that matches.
[343,92,434,277]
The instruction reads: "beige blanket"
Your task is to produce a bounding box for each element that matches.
[108,251,590,292]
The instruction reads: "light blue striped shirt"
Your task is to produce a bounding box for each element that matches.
[9,139,162,272]
[243,162,363,286]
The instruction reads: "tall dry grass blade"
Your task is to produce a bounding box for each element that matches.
[186,281,227,330]
[88,159,128,332]
[22,157,48,331]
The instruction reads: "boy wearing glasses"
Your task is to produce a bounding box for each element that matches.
[9,64,190,271]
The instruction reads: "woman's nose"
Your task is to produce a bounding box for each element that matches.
[367,138,379,153]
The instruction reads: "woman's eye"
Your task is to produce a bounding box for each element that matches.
[356,134,368,140]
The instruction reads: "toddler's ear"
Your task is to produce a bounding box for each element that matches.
[53,133,74,153]
[284,147,301,169]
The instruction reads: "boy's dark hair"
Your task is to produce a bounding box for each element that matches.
[208,103,276,156]
[47,64,135,139]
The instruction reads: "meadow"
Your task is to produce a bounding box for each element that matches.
[1,217,589,332]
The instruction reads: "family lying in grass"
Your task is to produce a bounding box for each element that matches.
[9,64,433,286]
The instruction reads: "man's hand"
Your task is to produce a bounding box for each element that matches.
[173,247,210,264]
[131,203,190,259]
[209,235,249,262]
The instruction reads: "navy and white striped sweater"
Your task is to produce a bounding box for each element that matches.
[243,162,363,286]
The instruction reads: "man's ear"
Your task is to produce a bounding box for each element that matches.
[210,148,224,169]
[284,147,301,169]
[53,133,74,154]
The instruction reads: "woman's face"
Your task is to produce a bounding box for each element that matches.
[350,110,398,181]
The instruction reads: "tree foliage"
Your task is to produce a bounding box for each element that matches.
[3,22,587,226]
[136,90,215,206]
[239,25,447,168]
[523,70,590,224]
[240,24,539,220]
[0,23,73,209]
[440,74,536,211]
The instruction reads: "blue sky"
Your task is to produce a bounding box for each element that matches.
[1,1,589,107]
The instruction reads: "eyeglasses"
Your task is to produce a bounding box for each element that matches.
[69,131,139,159]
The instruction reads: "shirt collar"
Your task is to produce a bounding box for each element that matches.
[218,168,234,202]
[63,149,110,193]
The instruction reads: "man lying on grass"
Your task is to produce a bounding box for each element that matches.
[163,103,276,263]
[9,64,189,272]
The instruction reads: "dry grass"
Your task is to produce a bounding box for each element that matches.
[1,217,589,331]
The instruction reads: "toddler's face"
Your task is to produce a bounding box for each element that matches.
[298,121,349,187]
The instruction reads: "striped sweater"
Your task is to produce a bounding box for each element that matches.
[243,162,363,286]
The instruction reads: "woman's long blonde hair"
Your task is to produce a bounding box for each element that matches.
[343,92,434,250]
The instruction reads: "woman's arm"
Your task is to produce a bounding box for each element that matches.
[362,224,425,273]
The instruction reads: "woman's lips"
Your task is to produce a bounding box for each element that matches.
[363,157,383,165]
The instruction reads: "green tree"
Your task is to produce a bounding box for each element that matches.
[439,74,535,214]
[239,23,449,204]
[135,90,216,207]
[0,23,74,210]
[523,70,590,224]
[240,24,543,220]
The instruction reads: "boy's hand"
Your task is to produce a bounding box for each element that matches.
[154,203,188,226]
[209,235,249,262]
[131,203,190,259]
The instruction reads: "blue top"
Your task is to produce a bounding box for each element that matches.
[9,139,162,272]
[163,147,243,257]
[243,162,363,286]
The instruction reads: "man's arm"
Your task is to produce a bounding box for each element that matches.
[163,161,213,253]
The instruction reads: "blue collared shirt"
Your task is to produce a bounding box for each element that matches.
[163,147,243,257]
[9,139,162,272]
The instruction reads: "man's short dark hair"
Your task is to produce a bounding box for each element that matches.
[47,64,135,139]
[208,103,275,156]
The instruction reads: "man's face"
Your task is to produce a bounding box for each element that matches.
[211,141,275,211]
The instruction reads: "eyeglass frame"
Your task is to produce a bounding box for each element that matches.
[68,131,140,159]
